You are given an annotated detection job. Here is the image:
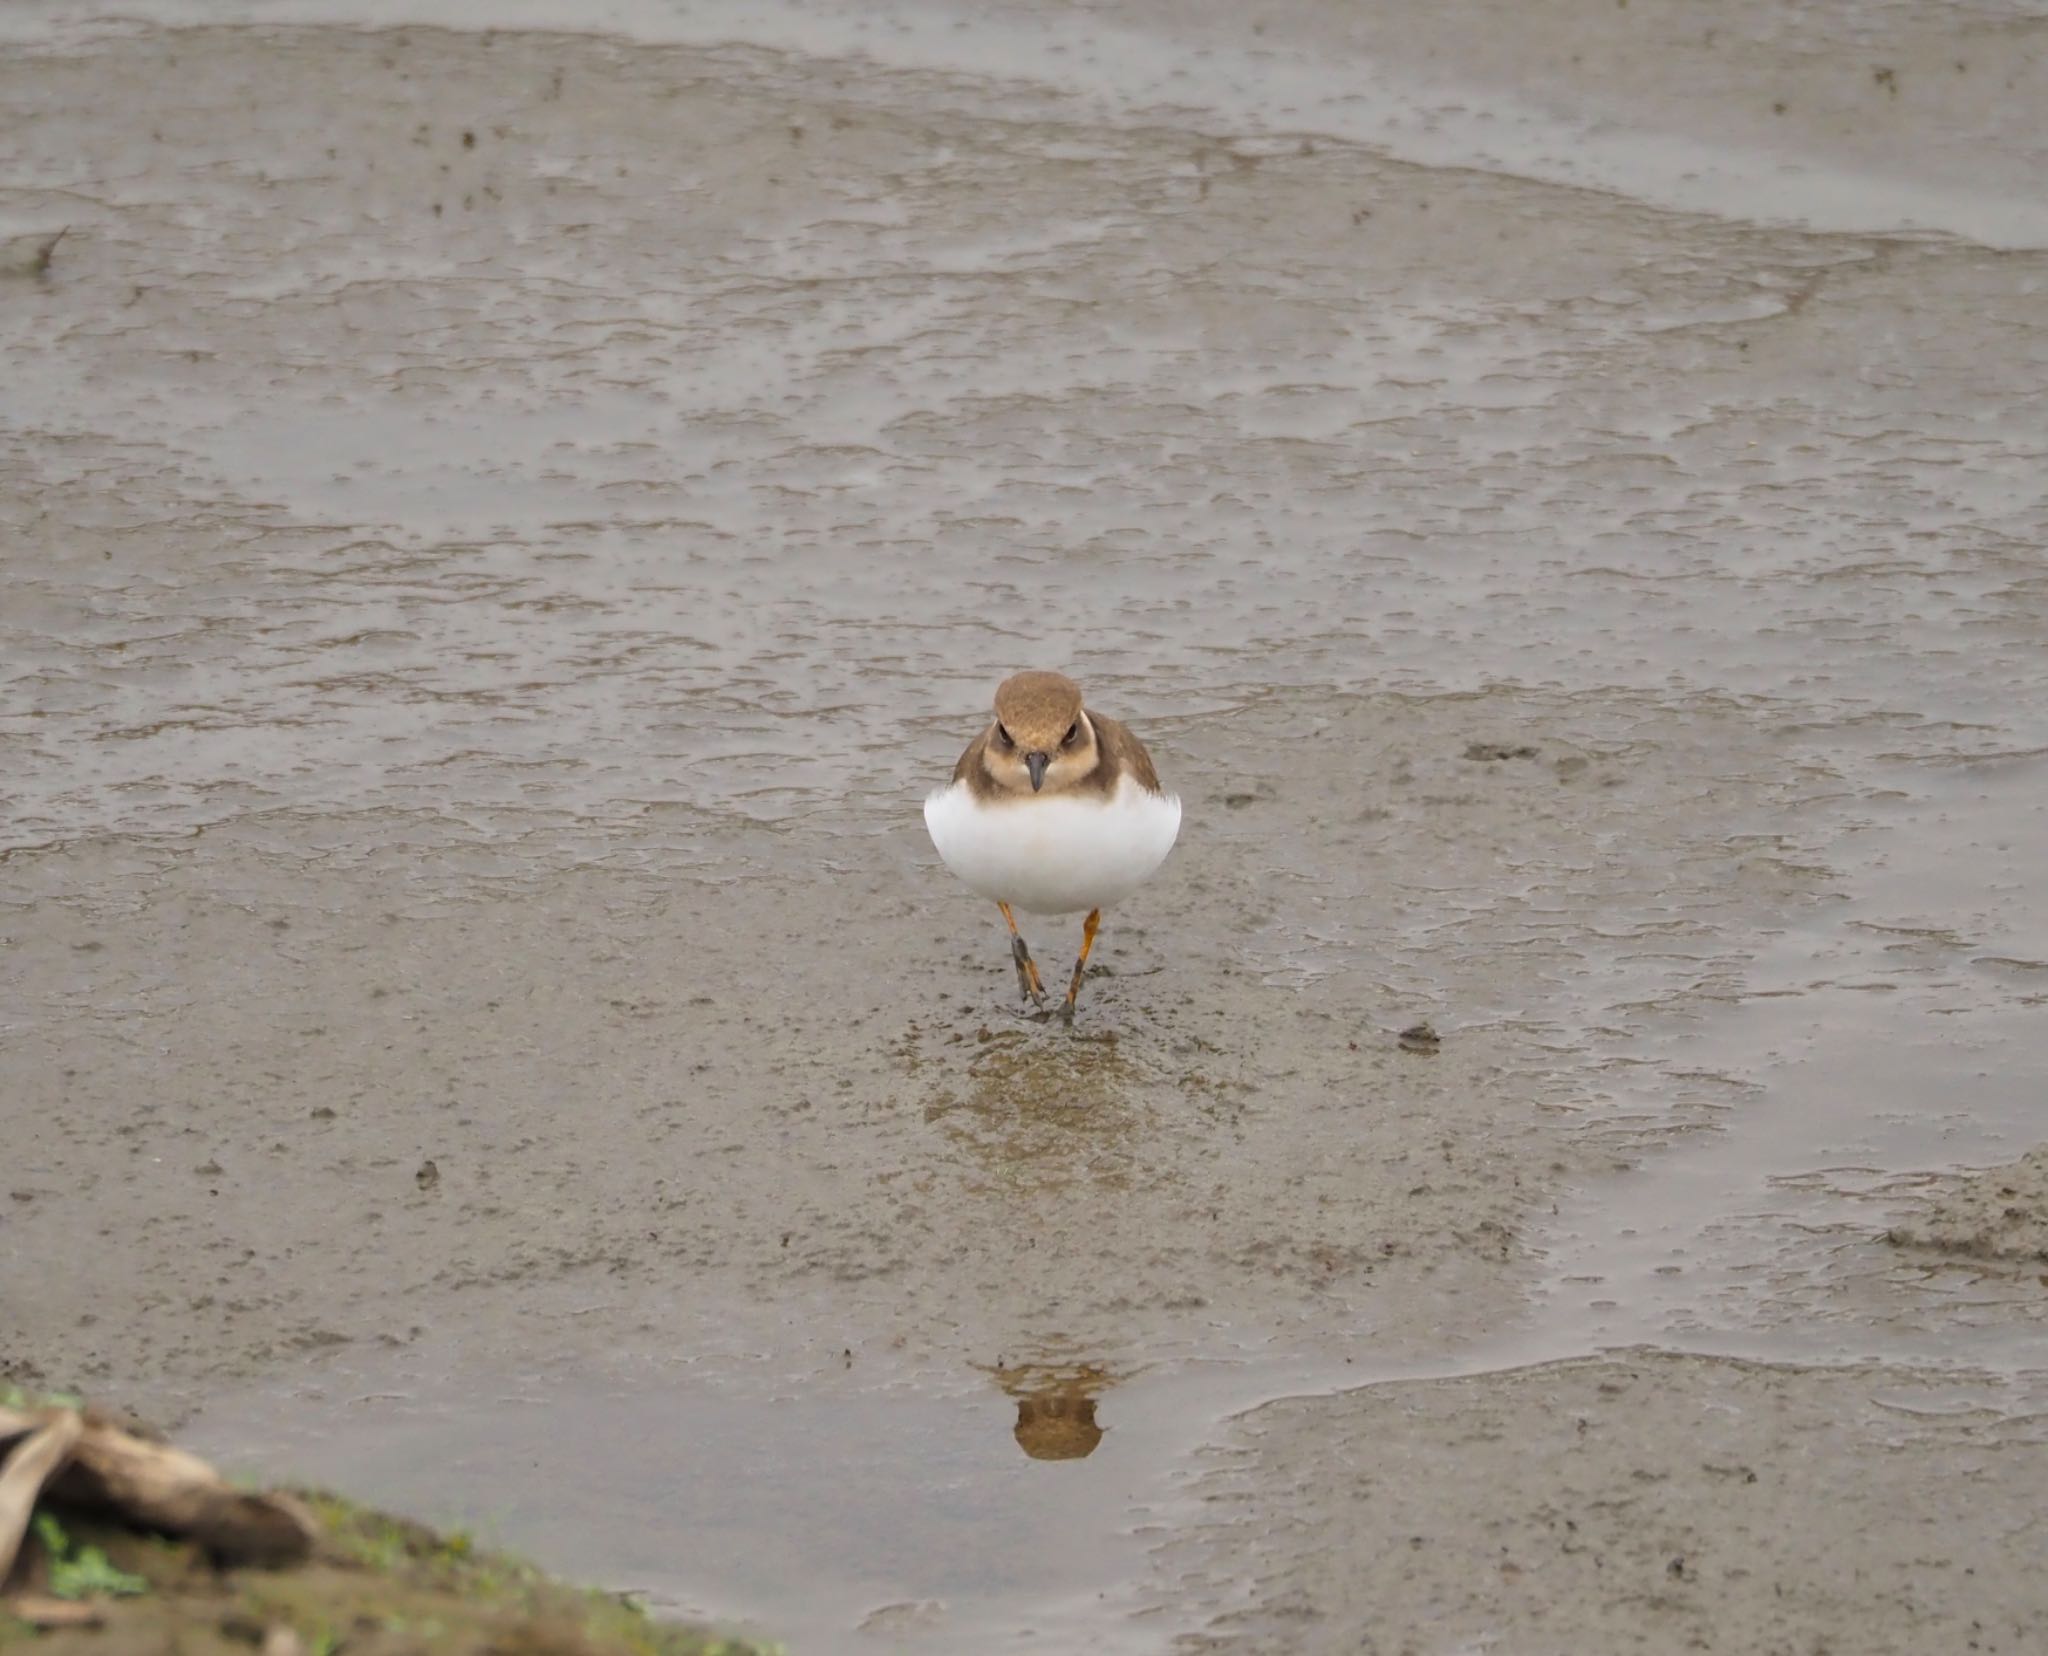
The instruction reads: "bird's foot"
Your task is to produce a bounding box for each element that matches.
[1058,909,1102,1025]
[1012,935,1049,1007]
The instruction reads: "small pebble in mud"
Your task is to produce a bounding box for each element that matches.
[1463,741,1539,762]
[1398,1022,1442,1054]
[415,1159,440,1191]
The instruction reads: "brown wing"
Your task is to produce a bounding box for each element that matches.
[951,725,992,790]
[1086,712,1163,794]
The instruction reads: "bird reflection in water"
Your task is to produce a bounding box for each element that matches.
[988,1361,1118,1462]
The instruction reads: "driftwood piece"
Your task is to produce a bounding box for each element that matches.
[0,1410,85,1585]
[6,1590,105,1629]
[0,1405,316,1568]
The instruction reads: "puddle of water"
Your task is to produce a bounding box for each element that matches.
[190,1352,1339,1653]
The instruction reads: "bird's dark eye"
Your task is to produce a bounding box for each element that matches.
[1062,722,1079,747]
[995,724,1014,749]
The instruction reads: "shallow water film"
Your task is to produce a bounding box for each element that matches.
[4,2,2046,1651]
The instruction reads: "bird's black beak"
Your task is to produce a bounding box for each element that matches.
[1025,751,1050,791]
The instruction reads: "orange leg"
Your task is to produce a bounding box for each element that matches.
[997,901,1047,1004]
[1062,909,1103,1020]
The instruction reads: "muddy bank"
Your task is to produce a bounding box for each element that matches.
[1889,1149,2048,1266]
[8,684,1741,1401]
[3,1470,763,1656]
[1163,1352,2048,1655]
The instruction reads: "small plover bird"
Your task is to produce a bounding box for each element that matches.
[925,670,1181,1018]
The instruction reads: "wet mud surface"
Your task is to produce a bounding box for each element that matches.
[3,4,2046,1651]
[1167,1354,2048,1656]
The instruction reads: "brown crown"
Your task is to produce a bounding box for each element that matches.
[992,671,1084,749]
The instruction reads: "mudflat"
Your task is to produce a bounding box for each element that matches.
[3,5,2045,1651]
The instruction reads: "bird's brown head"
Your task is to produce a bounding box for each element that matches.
[984,670,1097,795]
